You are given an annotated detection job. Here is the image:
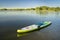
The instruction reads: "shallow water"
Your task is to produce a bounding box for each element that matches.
[0,11,60,40]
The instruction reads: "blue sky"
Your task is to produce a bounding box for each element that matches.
[0,0,60,8]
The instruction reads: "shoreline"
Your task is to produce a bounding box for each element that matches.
[0,6,60,11]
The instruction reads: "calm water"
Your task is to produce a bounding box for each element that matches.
[0,11,60,40]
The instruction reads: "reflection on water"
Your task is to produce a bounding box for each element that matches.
[0,11,60,40]
[17,33,29,37]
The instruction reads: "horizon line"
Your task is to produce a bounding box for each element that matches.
[0,6,60,9]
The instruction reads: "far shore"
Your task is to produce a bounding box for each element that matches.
[0,6,60,12]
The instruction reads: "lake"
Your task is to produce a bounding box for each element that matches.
[0,10,60,40]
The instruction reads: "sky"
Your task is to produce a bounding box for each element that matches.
[0,0,60,8]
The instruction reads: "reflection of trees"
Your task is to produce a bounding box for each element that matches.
[35,6,49,15]
[35,9,48,16]
[55,11,60,16]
